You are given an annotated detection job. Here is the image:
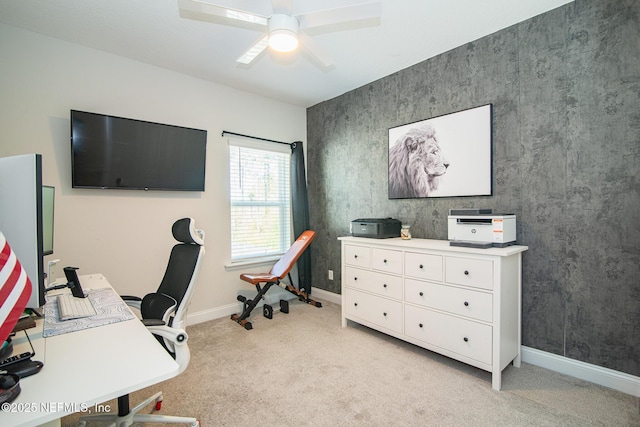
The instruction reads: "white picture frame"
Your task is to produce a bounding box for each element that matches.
[388,104,493,199]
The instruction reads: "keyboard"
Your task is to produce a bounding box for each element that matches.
[57,294,96,320]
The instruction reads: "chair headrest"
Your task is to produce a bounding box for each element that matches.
[172,218,204,246]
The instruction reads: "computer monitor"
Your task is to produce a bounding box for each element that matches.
[0,154,49,310]
[41,185,55,256]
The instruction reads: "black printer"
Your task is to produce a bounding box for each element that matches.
[350,218,402,239]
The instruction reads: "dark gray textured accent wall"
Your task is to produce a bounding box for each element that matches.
[306,0,639,376]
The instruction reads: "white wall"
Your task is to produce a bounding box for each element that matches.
[0,24,307,322]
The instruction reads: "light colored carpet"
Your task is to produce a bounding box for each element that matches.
[63,299,639,426]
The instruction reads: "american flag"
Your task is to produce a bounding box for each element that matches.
[0,232,33,344]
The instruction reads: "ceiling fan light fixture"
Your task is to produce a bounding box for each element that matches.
[268,14,299,53]
[269,30,298,52]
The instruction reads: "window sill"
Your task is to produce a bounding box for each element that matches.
[224,255,281,271]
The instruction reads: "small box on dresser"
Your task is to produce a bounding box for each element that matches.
[339,236,528,391]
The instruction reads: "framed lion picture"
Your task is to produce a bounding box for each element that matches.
[388,104,493,199]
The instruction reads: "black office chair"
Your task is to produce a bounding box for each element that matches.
[79,217,205,427]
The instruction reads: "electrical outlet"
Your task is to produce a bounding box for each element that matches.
[328,270,334,280]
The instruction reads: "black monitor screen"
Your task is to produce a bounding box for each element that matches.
[71,110,207,191]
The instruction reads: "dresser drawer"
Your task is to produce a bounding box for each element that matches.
[344,244,371,268]
[404,279,492,322]
[345,288,403,333]
[405,305,492,365]
[372,248,403,274]
[405,252,443,281]
[445,256,493,290]
[344,267,403,300]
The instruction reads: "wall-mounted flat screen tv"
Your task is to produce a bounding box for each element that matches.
[71,110,207,191]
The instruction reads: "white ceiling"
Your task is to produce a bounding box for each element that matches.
[0,0,572,107]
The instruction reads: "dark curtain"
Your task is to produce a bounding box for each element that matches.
[291,141,312,293]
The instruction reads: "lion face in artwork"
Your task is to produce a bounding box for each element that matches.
[389,125,450,198]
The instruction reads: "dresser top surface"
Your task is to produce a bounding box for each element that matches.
[338,236,528,257]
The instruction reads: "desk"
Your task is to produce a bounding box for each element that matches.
[2,274,180,427]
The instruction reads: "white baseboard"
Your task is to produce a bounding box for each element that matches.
[521,346,640,397]
[187,303,240,326]
[310,287,341,305]
[185,288,341,326]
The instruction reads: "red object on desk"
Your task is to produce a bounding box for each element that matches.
[0,232,33,344]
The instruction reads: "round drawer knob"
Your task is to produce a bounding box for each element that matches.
[464,301,469,307]
[419,292,424,297]
[383,259,387,263]
[464,270,469,275]
[383,312,387,317]
[383,284,387,288]
[354,277,358,281]
[354,302,358,307]
[419,264,424,269]
[419,323,423,328]
[463,337,469,342]
[354,255,358,259]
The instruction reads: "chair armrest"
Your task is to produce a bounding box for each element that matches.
[147,325,190,373]
[121,295,143,311]
[142,319,166,327]
[147,325,188,346]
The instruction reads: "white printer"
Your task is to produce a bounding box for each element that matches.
[448,209,516,248]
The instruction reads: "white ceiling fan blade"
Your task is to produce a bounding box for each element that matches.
[178,0,268,31]
[271,0,292,15]
[298,1,381,31]
[297,32,334,71]
[236,34,269,65]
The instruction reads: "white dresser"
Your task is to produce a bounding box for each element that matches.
[339,236,528,390]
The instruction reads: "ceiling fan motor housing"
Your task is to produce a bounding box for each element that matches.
[268,14,299,52]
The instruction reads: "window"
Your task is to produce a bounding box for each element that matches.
[228,139,291,261]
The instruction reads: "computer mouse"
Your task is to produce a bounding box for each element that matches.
[4,359,44,379]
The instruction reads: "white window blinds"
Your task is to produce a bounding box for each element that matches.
[228,139,291,261]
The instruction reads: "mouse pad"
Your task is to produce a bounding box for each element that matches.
[43,288,135,337]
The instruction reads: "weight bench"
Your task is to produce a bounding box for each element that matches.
[231,230,322,330]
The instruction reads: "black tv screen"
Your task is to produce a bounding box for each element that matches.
[71,110,207,191]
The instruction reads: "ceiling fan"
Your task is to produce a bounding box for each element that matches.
[177,0,381,68]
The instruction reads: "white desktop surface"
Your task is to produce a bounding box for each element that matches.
[2,274,180,427]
